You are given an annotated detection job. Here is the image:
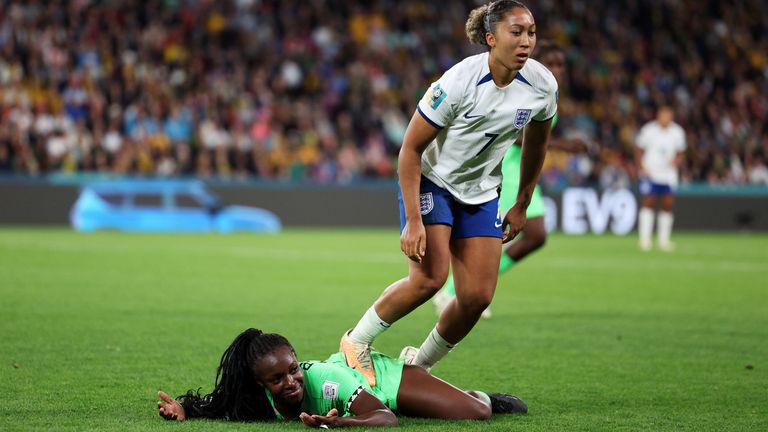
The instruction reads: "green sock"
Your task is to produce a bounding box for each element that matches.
[498,254,516,276]
[443,274,456,296]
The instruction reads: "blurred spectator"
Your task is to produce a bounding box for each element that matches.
[0,0,765,189]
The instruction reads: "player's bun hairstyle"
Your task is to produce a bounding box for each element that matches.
[466,0,531,46]
[177,328,294,421]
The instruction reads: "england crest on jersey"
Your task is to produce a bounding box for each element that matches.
[513,109,532,129]
[419,192,434,215]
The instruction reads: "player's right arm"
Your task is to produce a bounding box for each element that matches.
[634,125,648,176]
[157,391,187,421]
[398,112,440,263]
[400,65,463,262]
[635,148,646,177]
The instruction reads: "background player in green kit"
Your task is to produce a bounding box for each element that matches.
[156,328,526,428]
[433,41,586,319]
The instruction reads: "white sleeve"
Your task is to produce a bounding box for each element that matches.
[636,125,649,149]
[416,68,464,129]
[532,82,558,122]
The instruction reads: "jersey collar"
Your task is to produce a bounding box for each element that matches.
[264,389,284,420]
[264,388,309,421]
[478,52,532,87]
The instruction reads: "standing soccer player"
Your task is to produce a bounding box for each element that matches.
[434,41,582,319]
[635,105,686,251]
[340,0,558,385]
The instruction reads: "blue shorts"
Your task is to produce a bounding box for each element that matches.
[639,178,674,196]
[398,177,503,239]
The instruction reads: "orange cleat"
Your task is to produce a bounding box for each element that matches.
[340,330,376,386]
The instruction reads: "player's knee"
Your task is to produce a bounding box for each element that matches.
[528,229,547,250]
[463,400,492,420]
[642,197,656,208]
[660,198,674,212]
[422,275,448,294]
[457,290,493,315]
[412,273,448,297]
[477,405,492,420]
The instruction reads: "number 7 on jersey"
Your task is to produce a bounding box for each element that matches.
[476,132,500,157]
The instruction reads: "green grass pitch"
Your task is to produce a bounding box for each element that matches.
[1,228,766,431]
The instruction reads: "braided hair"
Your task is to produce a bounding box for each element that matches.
[177,328,294,421]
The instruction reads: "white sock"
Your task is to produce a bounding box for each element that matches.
[475,391,492,406]
[657,211,674,245]
[348,306,391,344]
[638,207,654,244]
[412,327,455,369]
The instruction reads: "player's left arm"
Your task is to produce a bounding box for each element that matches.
[672,128,687,168]
[502,117,553,242]
[300,390,397,428]
[503,70,558,242]
[673,151,685,168]
[299,364,397,428]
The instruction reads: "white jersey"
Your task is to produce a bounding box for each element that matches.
[416,52,558,205]
[636,120,686,186]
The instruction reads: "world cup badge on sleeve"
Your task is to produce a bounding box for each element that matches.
[513,109,532,129]
[428,84,447,109]
[419,192,434,215]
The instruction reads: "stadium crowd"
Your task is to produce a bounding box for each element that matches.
[0,0,766,187]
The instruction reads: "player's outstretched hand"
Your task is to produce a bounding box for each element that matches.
[502,204,527,243]
[400,220,426,263]
[300,408,338,428]
[157,391,186,421]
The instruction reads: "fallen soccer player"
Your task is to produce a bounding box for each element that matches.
[157,328,527,428]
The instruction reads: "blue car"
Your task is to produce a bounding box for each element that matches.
[70,179,281,233]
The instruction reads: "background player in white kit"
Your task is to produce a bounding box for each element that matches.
[339,0,558,385]
[635,105,687,251]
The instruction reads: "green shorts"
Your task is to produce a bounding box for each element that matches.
[326,351,404,411]
[499,144,546,218]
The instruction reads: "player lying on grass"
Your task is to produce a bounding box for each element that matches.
[157,328,526,428]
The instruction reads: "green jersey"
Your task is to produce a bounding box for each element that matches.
[265,351,403,419]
